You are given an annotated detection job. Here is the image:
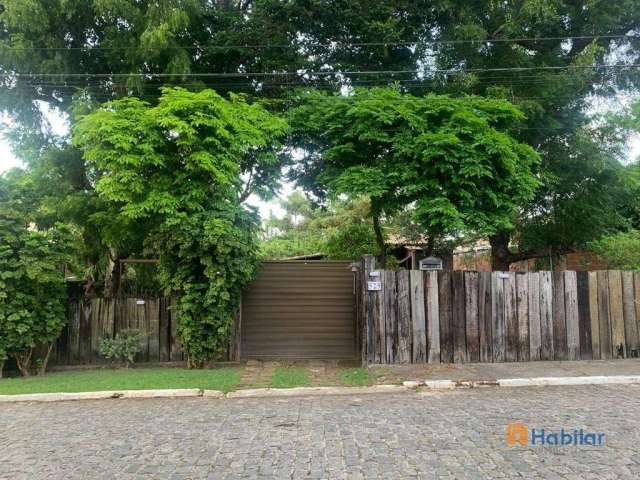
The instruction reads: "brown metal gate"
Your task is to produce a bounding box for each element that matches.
[240,261,356,359]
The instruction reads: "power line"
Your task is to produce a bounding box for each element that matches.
[5,63,640,78]
[3,34,638,51]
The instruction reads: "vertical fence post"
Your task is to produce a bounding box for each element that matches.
[465,272,479,363]
[410,270,426,363]
[396,270,412,363]
[426,271,440,363]
[361,255,375,365]
[622,271,638,357]
[608,270,625,358]
[528,272,541,361]
[383,270,397,363]
[491,272,505,362]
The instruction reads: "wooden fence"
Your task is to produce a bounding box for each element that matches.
[359,259,640,364]
[52,297,185,366]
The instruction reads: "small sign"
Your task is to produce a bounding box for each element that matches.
[369,271,381,277]
[419,256,443,271]
[498,273,511,279]
[136,299,146,305]
[367,281,382,291]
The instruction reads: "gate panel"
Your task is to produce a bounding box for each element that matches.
[241,261,356,359]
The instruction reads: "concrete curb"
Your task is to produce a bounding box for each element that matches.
[0,389,220,403]
[2,375,639,403]
[0,385,407,403]
[407,375,640,390]
[227,385,407,399]
[497,375,640,387]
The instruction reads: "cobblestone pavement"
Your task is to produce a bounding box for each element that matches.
[1,385,640,479]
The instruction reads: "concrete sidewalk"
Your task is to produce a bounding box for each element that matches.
[370,359,640,383]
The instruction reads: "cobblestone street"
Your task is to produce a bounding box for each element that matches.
[1,385,640,479]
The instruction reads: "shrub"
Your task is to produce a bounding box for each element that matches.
[0,210,78,377]
[589,230,640,270]
[99,329,145,368]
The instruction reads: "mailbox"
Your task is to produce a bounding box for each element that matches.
[419,256,443,271]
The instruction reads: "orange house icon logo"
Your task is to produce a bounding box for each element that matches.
[506,422,529,446]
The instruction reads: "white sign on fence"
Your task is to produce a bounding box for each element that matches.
[367,281,382,291]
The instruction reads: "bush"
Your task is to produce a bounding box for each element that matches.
[99,329,145,368]
[0,209,78,377]
[589,230,640,270]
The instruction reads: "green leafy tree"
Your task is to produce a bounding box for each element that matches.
[261,194,378,260]
[73,87,287,367]
[291,87,540,267]
[0,173,78,376]
[2,0,640,274]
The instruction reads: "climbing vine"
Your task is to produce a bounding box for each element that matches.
[74,88,287,366]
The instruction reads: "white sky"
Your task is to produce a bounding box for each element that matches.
[2,102,640,221]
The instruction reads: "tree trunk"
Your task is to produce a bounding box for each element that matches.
[37,344,54,376]
[104,246,121,297]
[489,231,513,271]
[15,349,33,377]
[372,214,386,269]
[0,360,4,379]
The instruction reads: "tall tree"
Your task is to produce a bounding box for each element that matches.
[73,87,287,367]
[291,87,539,267]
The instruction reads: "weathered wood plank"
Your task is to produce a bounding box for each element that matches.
[564,271,580,360]
[169,297,183,361]
[539,271,554,361]
[576,271,593,360]
[552,271,568,360]
[383,271,397,364]
[504,273,518,362]
[491,272,505,362]
[68,300,81,363]
[90,298,102,362]
[516,273,529,362]
[597,271,613,359]
[528,272,541,361]
[465,272,480,363]
[360,256,375,364]
[439,271,454,363]
[478,272,492,363]
[396,270,412,363]
[452,271,466,363]
[158,298,170,361]
[147,298,160,362]
[372,270,385,364]
[410,271,427,363]
[426,271,440,364]
[622,271,639,358]
[589,272,600,359]
[635,272,640,358]
[608,270,626,358]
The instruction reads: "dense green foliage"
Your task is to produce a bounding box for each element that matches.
[99,329,145,368]
[291,88,540,264]
[261,194,378,260]
[1,0,639,271]
[0,173,77,376]
[73,87,287,367]
[0,1,639,374]
[590,230,640,270]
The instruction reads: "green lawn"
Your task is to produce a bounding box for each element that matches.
[270,367,310,388]
[0,367,241,395]
[339,368,373,387]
